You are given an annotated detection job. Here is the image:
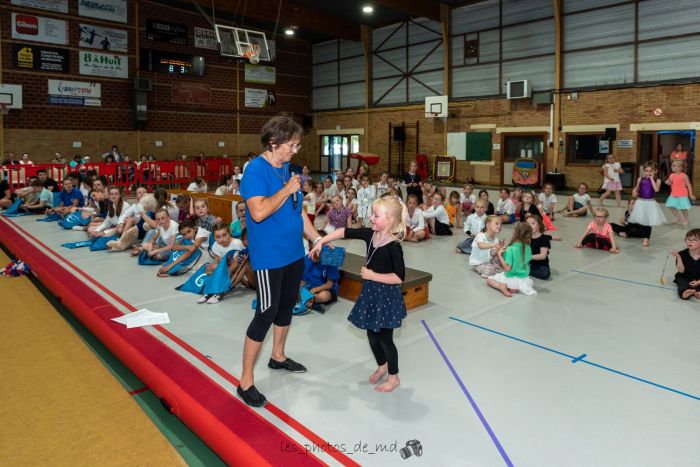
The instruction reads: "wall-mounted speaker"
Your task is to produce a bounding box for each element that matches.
[191,56,205,76]
[605,127,617,141]
[302,115,313,129]
[134,77,152,91]
[393,126,405,141]
[134,91,148,129]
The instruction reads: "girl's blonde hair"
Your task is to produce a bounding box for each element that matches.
[511,222,533,263]
[194,198,209,208]
[482,215,500,233]
[592,207,609,218]
[373,195,407,241]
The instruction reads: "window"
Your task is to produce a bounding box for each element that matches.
[504,135,545,162]
[320,135,361,173]
[566,134,607,164]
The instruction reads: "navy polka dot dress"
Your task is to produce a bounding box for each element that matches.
[344,228,407,332]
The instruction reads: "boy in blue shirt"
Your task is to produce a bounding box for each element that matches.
[52,178,84,216]
[302,240,340,313]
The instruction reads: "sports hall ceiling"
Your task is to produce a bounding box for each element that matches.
[182,0,477,42]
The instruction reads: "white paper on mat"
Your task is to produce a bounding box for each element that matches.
[112,309,170,328]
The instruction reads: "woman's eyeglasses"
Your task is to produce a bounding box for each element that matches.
[284,143,302,152]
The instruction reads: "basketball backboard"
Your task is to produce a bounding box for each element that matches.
[0,84,23,110]
[425,95,448,118]
[214,25,271,63]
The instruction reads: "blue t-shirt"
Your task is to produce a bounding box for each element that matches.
[303,256,339,294]
[59,188,85,208]
[240,156,304,270]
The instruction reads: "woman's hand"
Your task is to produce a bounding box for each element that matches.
[309,241,324,259]
[610,247,619,254]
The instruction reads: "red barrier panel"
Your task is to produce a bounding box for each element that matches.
[5,159,235,194]
[0,217,328,467]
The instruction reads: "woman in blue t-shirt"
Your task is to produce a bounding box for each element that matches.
[237,116,322,408]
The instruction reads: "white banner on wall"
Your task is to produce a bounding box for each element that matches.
[48,79,101,106]
[194,27,217,50]
[79,23,128,53]
[245,64,276,85]
[12,13,68,45]
[244,88,268,108]
[78,0,127,24]
[79,50,128,79]
[11,0,68,13]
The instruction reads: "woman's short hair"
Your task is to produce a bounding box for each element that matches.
[260,115,303,151]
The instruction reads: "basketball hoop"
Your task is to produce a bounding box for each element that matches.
[243,44,261,64]
[425,112,439,119]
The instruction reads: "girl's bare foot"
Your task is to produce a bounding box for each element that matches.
[671,218,681,224]
[369,364,388,384]
[642,239,650,247]
[682,288,695,299]
[499,284,513,297]
[693,291,700,300]
[375,374,400,392]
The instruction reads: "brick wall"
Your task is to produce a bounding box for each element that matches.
[310,83,700,196]
[1,0,311,162]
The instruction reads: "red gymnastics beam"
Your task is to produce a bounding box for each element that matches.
[0,217,326,467]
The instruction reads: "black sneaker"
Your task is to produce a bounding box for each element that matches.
[312,303,326,313]
[268,357,307,373]
[237,385,267,407]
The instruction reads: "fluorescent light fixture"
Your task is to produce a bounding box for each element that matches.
[284,28,295,36]
[362,5,374,14]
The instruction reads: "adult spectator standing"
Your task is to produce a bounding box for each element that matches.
[2,152,19,166]
[237,116,320,407]
[20,153,34,165]
[102,145,123,162]
[663,143,689,180]
[52,152,67,164]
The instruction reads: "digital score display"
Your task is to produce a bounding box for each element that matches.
[141,49,203,75]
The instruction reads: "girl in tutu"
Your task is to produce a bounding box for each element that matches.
[311,195,407,393]
[599,154,624,207]
[487,222,537,296]
[630,161,667,246]
[665,160,695,225]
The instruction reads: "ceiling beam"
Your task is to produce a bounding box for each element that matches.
[210,0,362,41]
[371,0,442,21]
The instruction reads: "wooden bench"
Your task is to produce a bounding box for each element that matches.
[169,189,243,224]
[338,252,432,311]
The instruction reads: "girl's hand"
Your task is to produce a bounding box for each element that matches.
[610,247,619,254]
[214,217,223,224]
[205,263,215,274]
[360,266,374,281]
[691,193,697,201]
[575,242,582,248]
[669,249,680,258]
[689,279,700,287]
[93,231,104,237]
[632,189,638,198]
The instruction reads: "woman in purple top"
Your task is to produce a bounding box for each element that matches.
[628,161,667,246]
[323,194,352,233]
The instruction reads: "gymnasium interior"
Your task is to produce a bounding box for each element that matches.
[1,0,699,466]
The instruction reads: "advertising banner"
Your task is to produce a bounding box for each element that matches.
[11,0,68,13]
[78,0,127,24]
[172,82,211,105]
[245,64,276,85]
[79,50,128,79]
[147,20,187,45]
[79,23,128,53]
[13,43,69,73]
[12,13,68,45]
[194,27,217,50]
[48,79,101,106]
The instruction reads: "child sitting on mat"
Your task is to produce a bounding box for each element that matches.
[194,198,221,232]
[131,208,178,260]
[487,222,536,297]
[561,183,594,217]
[469,215,504,277]
[405,194,428,242]
[457,199,487,254]
[671,228,700,300]
[157,218,209,277]
[198,222,245,304]
[423,192,452,235]
[88,187,130,238]
[301,235,340,313]
[576,207,619,253]
[495,188,516,224]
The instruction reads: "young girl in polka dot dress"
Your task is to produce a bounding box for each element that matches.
[311,195,407,393]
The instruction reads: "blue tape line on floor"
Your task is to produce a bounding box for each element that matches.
[422,320,514,467]
[570,270,676,291]
[450,317,700,402]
